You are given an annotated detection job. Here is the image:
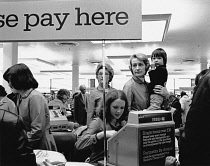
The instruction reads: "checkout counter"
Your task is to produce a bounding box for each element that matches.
[50,108,175,166]
[49,107,77,161]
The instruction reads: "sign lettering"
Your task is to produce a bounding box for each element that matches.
[0,0,142,41]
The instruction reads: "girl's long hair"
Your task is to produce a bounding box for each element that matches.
[98,90,129,124]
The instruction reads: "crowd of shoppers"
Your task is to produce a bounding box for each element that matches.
[1,46,209,166]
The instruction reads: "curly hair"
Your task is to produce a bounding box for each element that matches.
[98,90,129,124]
[56,89,70,100]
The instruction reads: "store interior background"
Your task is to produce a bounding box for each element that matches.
[1,0,210,97]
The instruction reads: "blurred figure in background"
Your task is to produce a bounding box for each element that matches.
[48,90,55,102]
[3,63,57,151]
[48,88,71,117]
[74,85,88,126]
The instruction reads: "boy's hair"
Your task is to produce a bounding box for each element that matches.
[151,48,167,65]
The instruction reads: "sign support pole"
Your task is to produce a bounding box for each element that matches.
[102,40,107,166]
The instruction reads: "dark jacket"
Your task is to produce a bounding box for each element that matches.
[179,69,210,165]
[149,65,168,94]
[0,109,36,166]
[74,93,88,126]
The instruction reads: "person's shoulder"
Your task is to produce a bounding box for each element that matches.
[90,88,103,97]
[123,78,134,91]
[48,98,61,105]
[0,109,19,123]
[124,78,133,86]
[74,93,81,98]
[156,65,167,71]
[30,90,44,98]
[3,96,14,104]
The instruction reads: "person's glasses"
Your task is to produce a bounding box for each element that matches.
[98,72,109,76]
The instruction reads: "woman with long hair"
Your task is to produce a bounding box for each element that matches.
[75,89,129,164]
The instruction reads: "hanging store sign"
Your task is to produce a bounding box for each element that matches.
[0,0,142,42]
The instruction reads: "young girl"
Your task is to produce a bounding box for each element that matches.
[75,89,129,164]
[147,48,168,110]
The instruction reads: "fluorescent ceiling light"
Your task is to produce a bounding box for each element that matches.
[91,14,171,43]
[19,58,55,67]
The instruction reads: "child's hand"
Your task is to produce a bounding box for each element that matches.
[150,61,156,70]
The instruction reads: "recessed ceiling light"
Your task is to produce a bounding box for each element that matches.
[55,41,79,47]
[182,58,198,63]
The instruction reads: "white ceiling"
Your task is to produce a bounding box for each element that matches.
[1,0,210,91]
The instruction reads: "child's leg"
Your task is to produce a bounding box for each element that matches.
[147,94,163,110]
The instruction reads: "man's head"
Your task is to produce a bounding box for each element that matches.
[129,53,150,78]
[79,85,86,94]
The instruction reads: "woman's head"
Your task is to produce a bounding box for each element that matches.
[56,89,70,103]
[129,53,150,77]
[96,63,114,84]
[98,90,129,123]
[3,63,38,91]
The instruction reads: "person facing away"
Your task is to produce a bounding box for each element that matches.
[123,53,169,113]
[179,68,210,166]
[0,109,37,166]
[87,62,115,125]
[146,48,168,110]
[3,63,57,151]
[75,89,129,164]
[74,84,88,126]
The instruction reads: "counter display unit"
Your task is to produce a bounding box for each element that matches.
[107,110,175,166]
[49,107,68,131]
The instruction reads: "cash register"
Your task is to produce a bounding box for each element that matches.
[105,110,175,166]
[49,106,68,131]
